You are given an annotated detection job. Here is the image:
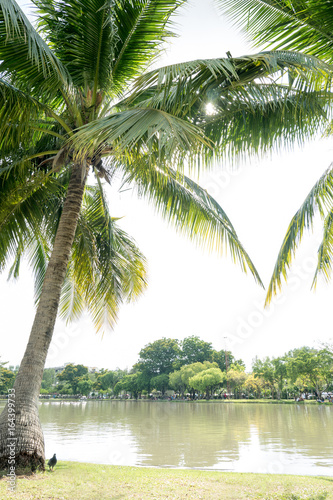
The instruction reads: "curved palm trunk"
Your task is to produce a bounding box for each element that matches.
[0,165,86,471]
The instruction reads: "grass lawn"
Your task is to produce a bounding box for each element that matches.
[0,462,332,500]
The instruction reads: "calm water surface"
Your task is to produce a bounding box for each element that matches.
[3,401,333,475]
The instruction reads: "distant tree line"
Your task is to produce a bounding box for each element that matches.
[38,336,242,399]
[2,339,333,400]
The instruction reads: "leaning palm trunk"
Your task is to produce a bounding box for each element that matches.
[0,165,86,470]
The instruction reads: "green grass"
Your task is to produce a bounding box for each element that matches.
[0,462,332,500]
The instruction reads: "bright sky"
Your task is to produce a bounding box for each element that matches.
[1,0,333,371]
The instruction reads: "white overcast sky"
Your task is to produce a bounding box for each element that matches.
[1,0,333,371]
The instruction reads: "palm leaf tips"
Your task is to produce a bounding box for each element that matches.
[122,160,264,287]
[59,183,148,332]
[217,0,333,64]
[265,164,333,304]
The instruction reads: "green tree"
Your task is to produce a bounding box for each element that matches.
[57,364,88,394]
[136,338,182,377]
[170,361,218,397]
[77,377,93,396]
[169,369,186,396]
[226,366,247,398]
[211,349,236,372]
[181,336,214,365]
[0,359,13,394]
[285,347,333,397]
[150,374,170,396]
[0,0,329,470]
[220,0,333,301]
[189,366,224,399]
[114,373,143,400]
[271,357,288,399]
[8,366,19,374]
[252,356,287,399]
[41,368,56,393]
[93,369,127,394]
[244,373,265,399]
[94,371,115,392]
[56,383,73,395]
[0,368,15,394]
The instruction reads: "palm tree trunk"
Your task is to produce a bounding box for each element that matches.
[0,164,86,471]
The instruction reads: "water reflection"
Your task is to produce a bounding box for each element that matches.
[1,401,331,474]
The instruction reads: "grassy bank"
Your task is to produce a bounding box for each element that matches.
[0,462,332,500]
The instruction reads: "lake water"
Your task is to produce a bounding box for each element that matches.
[2,401,333,475]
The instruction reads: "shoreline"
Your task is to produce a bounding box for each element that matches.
[1,462,332,499]
[32,397,332,405]
[59,459,333,477]
[2,396,330,405]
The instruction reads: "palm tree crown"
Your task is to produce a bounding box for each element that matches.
[218,0,333,302]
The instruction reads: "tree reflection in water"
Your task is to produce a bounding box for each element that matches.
[32,401,333,475]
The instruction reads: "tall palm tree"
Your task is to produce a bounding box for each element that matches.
[218,0,333,302]
[0,0,331,470]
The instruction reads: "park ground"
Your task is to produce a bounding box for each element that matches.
[0,462,332,500]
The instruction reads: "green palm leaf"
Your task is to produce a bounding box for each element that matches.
[0,78,59,152]
[111,0,184,96]
[34,0,116,95]
[0,0,69,97]
[0,165,147,332]
[217,0,333,64]
[125,53,331,160]
[0,163,60,273]
[218,0,333,298]
[129,52,332,111]
[122,158,263,286]
[266,164,333,304]
[312,210,333,286]
[59,182,147,331]
[70,107,211,162]
[199,85,329,161]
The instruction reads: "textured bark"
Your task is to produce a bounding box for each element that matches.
[0,164,86,471]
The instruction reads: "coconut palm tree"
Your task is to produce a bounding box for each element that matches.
[0,0,331,470]
[217,0,333,302]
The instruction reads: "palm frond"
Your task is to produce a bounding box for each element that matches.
[59,182,147,331]
[34,0,117,94]
[217,0,333,64]
[111,0,184,96]
[70,107,211,165]
[199,85,329,161]
[59,274,86,323]
[0,163,61,273]
[312,210,333,287]
[122,158,263,286]
[128,52,332,113]
[266,164,333,304]
[124,53,331,161]
[122,55,331,162]
[0,78,58,153]
[28,236,50,301]
[0,0,69,97]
